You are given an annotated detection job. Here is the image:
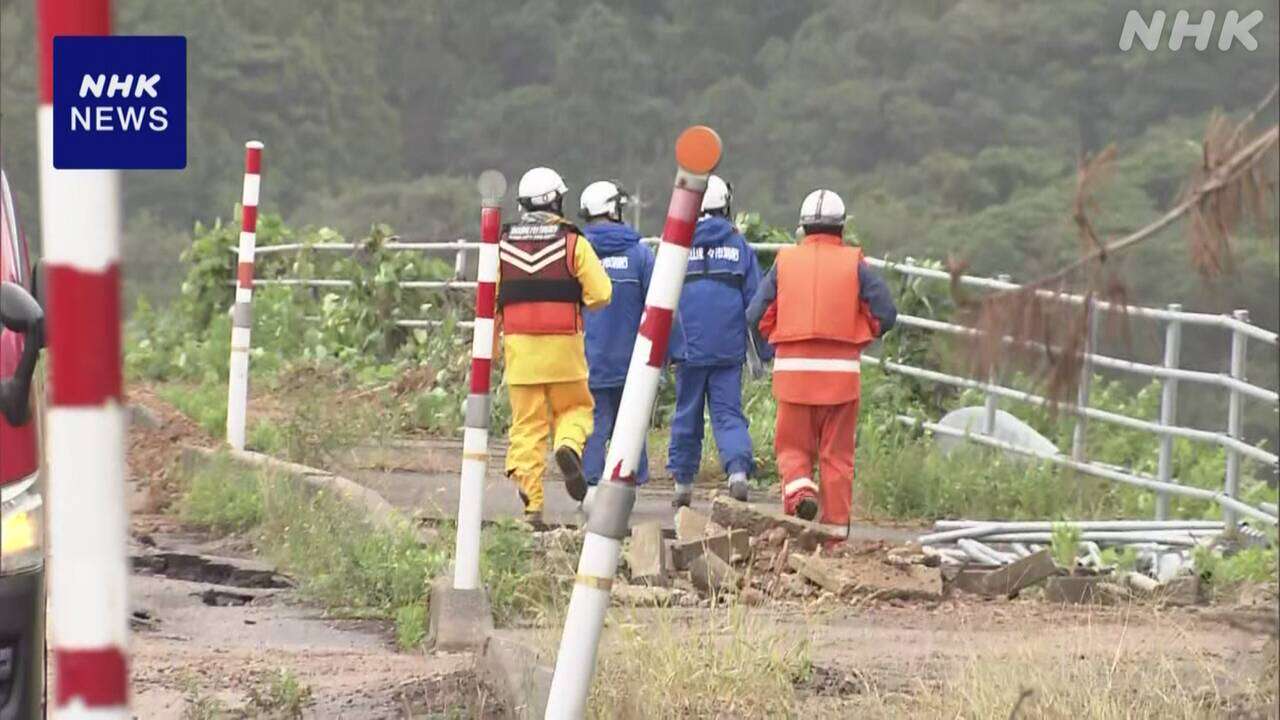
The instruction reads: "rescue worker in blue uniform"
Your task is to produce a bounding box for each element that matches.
[667,175,761,508]
[578,181,655,508]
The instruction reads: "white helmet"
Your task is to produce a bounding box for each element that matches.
[700,174,732,216]
[579,180,629,221]
[517,166,568,210]
[799,189,846,229]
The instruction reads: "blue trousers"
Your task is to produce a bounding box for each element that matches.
[666,363,753,484]
[584,385,650,486]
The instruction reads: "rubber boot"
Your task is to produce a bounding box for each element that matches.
[671,482,693,509]
[555,445,588,502]
[727,471,749,502]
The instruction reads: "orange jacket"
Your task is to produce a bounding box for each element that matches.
[759,234,877,405]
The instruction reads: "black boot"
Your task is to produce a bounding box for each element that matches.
[555,445,588,502]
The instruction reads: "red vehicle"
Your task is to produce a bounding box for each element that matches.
[0,167,46,720]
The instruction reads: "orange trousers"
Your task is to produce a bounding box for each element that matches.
[774,399,859,526]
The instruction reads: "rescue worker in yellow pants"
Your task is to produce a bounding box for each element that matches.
[499,166,612,524]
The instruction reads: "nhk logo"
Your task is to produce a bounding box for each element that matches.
[53,36,186,169]
[73,73,169,132]
[1119,9,1265,52]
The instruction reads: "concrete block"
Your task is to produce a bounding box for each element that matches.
[977,549,1058,597]
[481,633,553,720]
[1158,575,1203,606]
[427,575,494,653]
[671,534,732,570]
[1045,575,1109,605]
[728,529,751,562]
[626,521,668,585]
[689,553,739,594]
[709,496,841,551]
[947,568,994,596]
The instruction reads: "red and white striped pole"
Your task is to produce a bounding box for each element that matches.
[226,141,263,450]
[37,0,131,716]
[545,127,722,718]
[453,170,505,590]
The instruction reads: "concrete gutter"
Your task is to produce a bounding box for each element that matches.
[180,445,433,545]
[180,444,555,715]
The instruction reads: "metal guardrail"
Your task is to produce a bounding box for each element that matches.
[239,238,1279,523]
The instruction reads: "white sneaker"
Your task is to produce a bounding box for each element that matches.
[727,472,749,502]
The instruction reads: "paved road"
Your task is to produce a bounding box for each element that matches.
[345,441,921,543]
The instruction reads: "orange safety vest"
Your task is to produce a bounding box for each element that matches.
[497,220,583,335]
[770,234,875,405]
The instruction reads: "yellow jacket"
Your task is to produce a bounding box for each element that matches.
[498,220,612,385]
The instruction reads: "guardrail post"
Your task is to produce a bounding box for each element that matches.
[227,142,264,451]
[1071,297,1100,461]
[1223,309,1249,529]
[1154,304,1183,520]
[453,237,468,280]
[982,273,1013,435]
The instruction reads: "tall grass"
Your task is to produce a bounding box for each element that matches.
[588,606,810,719]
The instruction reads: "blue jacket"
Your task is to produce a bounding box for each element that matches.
[581,221,654,388]
[671,217,761,366]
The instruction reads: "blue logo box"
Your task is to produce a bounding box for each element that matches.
[53,35,186,169]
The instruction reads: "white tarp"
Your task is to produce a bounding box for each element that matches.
[934,406,1060,458]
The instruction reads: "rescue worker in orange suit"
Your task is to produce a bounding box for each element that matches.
[497,167,612,524]
[746,189,896,526]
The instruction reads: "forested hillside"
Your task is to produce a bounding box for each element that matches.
[1,0,1276,327]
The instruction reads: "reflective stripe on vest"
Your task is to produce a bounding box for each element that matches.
[773,357,861,373]
[498,219,582,334]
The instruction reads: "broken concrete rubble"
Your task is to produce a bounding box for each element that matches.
[689,552,740,594]
[788,551,943,601]
[626,521,668,586]
[709,496,842,551]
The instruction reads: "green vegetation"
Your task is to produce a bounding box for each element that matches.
[1193,544,1279,595]
[3,2,1275,395]
[1050,523,1083,569]
[246,669,312,719]
[176,455,557,646]
[129,208,1278,524]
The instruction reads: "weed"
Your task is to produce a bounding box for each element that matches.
[1193,544,1279,594]
[179,672,228,720]
[1050,523,1082,569]
[247,419,286,456]
[158,381,228,438]
[395,603,427,650]
[480,518,565,625]
[180,455,263,533]
[247,668,312,718]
